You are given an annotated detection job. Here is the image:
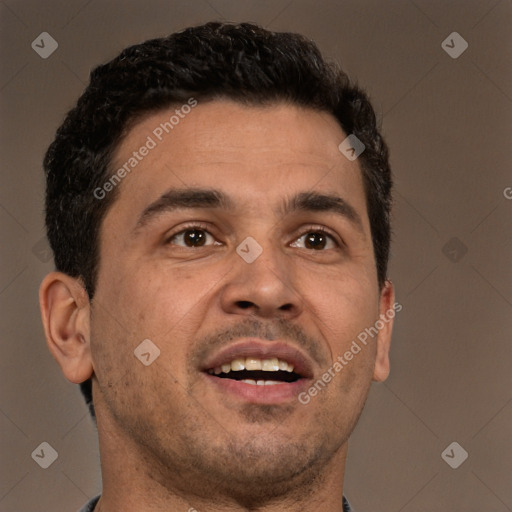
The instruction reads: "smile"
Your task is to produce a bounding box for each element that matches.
[206,357,301,385]
[201,340,313,403]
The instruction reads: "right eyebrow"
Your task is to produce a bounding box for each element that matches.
[133,187,234,233]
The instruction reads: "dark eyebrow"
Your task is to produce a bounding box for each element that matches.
[135,188,234,231]
[134,188,364,237]
[283,192,365,234]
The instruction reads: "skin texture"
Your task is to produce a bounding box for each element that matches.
[40,100,395,512]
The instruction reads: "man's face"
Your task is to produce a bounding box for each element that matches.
[90,100,393,498]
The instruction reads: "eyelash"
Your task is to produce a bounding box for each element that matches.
[166,223,341,249]
[165,222,214,244]
[292,225,340,249]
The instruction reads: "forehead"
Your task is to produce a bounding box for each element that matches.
[106,100,368,227]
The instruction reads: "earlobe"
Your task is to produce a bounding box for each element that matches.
[373,279,396,382]
[39,272,93,384]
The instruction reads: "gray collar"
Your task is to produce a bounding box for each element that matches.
[79,494,352,511]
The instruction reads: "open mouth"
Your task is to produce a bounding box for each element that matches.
[206,357,303,386]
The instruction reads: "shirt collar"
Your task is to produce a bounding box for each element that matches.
[80,494,352,511]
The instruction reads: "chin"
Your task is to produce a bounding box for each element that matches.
[174,427,338,503]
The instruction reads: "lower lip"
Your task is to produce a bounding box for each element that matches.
[202,373,309,404]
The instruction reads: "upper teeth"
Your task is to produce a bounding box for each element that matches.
[210,357,294,375]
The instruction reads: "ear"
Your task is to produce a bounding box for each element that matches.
[372,279,396,382]
[39,272,93,384]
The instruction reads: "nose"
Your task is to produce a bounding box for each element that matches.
[219,242,303,320]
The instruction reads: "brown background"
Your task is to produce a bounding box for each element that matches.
[1,1,511,511]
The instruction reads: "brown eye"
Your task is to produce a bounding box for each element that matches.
[304,232,327,250]
[183,229,206,247]
[169,228,217,247]
[291,230,337,250]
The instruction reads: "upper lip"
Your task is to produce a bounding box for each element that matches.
[201,339,315,379]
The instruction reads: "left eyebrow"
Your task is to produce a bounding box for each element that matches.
[281,192,365,235]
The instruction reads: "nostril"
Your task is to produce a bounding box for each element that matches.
[280,303,293,311]
[236,301,254,309]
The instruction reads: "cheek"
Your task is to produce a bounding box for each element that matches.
[98,258,206,337]
[135,263,220,338]
[92,260,219,384]
[300,265,379,350]
[89,266,198,416]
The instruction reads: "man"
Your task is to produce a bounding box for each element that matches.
[39,22,396,511]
